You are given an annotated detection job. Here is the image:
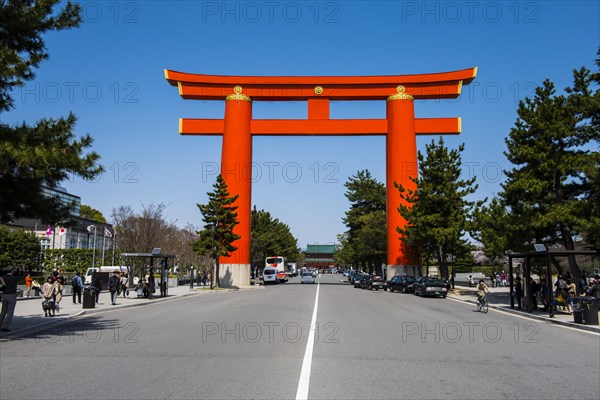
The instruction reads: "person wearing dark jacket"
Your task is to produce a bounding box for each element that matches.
[108,271,121,305]
[92,274,102,304]
[529,278,540,310]
[515,277,523,310]
[0,269,19,332]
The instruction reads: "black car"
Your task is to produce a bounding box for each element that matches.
[353,274,369,288]
[413,277,448,298]
[386,275,416,293]
[361,276,386,291]
[349,271,363,284]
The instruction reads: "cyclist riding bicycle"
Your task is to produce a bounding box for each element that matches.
[476,279,489,305]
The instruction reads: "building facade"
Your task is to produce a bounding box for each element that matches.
[303,244,335,270]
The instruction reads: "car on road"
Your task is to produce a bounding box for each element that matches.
[263,268,278,284]
[301,272,316,284]
[386,275,416,293]
[353,274,369,288]
[277,270,288,283]
[413,277,448,298]
[361,276,386,290]
[349,271,363,283]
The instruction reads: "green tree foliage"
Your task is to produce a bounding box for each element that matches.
[396,138,481,279]
[42,248,119,273]
[500,60,599,281]
[80,204,106,223]
[250,206,300,268]
[0,1,103,224]
[192,175,240,288]
[0,226,40,271]
[338,170,386,272]
[472,197,515,265]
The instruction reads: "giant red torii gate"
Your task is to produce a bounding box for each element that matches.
[166,68,477,287]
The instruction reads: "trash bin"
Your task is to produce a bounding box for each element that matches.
[573,309,584,324]
[581,298,599,325]
[83,287,95,309]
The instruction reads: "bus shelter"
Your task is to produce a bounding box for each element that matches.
[508,248,598,317]
[120,250,176,298]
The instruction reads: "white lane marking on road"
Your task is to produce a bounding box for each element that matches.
[295,282,320,400]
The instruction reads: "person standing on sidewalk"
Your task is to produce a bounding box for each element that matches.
[121,274,129,298]
[529,277,540,310]
[71,272,83,304]
[0,269,19,332]
[108,271,120,305]
[515,276,523,310]
[41,276,57,317]
[54,277,64,315]
[92,274,102,304]
[24,273,33,298]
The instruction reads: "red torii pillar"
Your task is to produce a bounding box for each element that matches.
[220,89,252,286]
[166,68,477,286]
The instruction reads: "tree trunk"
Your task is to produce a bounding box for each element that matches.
[214,261,220,288]
[437,248,449,280]
[561,224,584,293]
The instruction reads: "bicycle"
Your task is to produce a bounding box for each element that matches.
[476,294,489,313]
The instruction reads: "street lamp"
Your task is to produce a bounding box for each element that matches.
[211,223,216,290]
[87,225,97,268]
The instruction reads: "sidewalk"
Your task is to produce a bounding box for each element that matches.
[1,283,262,338]
[447,285,600,333]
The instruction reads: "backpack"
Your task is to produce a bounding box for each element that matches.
[71,276,79,288]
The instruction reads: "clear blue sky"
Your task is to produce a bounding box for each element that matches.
[3,1,599,249]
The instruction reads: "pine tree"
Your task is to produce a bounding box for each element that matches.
[192,175,240,288]
[0,1,103,223]
[396,138,481,279]
[501,62,599,280]
[250,207,300,268]
[341,170,386,272]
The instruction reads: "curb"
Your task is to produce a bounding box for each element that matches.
[0,289,205,340]
[447,295,600,334]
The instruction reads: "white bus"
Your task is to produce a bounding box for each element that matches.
[265,256,288,283]
[265,256,287,272]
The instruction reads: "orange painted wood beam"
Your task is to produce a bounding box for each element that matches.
[179,118,461,136]
[165,68,477,86]
[165,68,477,101]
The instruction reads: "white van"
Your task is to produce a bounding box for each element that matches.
[263,267,278,284]
[84,266,129,285]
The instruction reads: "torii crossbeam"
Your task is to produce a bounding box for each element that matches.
[166,68,477,287]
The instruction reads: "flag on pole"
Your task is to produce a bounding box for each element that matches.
[46,226,52,236]
[104,228,112,237]
[58,227,67,236]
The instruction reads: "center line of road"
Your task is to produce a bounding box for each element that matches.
[295,282,320,400]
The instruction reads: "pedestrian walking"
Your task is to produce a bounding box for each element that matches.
[108,271,121,305]
[24,273,33,298]
[41,276,57,317]
[501,271,507,287]
[0,269,19,332]
[71,272,83,304]
[490,271,496,288]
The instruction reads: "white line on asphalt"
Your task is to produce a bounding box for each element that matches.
[295,283,320,400]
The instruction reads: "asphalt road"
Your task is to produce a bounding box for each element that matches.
[1,274,599,400]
